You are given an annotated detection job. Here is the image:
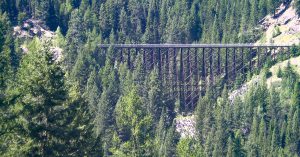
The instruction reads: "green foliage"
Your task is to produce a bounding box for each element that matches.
[272,26,282,38]
[291,44,300,57]
[277,67,283,78]
[176,138,204,157]
[1,0,299,156]
[114,87,153,156]
[3,39,99,156]
[296,0,300,16]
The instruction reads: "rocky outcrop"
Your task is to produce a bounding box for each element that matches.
[13,19,63,61]
[175,115,196,139]
[13,19,55,39]
[258,0,300,45]
[228,76,261,104]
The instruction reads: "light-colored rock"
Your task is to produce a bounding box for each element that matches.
[175,115,196,139]
[258,0,300,45]
[13,18,54,39]
[52,47,63,62]
[13,18,63,61]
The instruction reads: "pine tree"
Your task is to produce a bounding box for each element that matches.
[95,69,119,136]
[114,86,153,156]
[258,117,267,155]
[233,131,246,157]
[14,39,97,156]
[65,9,85,71]
[247,115,259,156]
[204,131,214,157]
[296,0,300,16]
[290,109,299,154]
[84,68,101,117]
[176,138,204,157]
[164,122,179,157]
[271,121,281,152]
[226,136,234,157]
[0,13,13,90]
[147,68,164,122]
[292,82,300,107]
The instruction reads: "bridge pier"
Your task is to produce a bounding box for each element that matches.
[99,44,292,112]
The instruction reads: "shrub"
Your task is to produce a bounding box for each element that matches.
[277,67,283,78]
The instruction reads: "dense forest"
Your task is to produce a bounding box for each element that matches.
[0,0,300,156]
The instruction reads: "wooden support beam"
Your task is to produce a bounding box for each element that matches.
[142,48,146,65]
[233,48,236,80]
[217,48,221,75]
[120,48,124,62]
[127,48,131,68]
[158,48,162,78]
[257,48,260,68]
[241,48,244,74]
[193,48,199,109]
[249,48,252,72]
[180,48,185,109]
[225,48,228,80]
[209,48,213,84]
[202,48,206,79]
[135,48,138,56]
[186,48,191,110]
[97,44,293,109]
[165,48,170,88]
[151,48,154,69]
[173,48,177,97]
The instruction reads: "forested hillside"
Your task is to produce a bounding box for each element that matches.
[0,0,300,156]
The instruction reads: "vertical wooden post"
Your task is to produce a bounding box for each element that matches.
[233,48,236,80]
[158,48,162,79]
[265,47,268,66]
[249,48,252,72]
[241,48,244,74]
[173,48,177,98]
[194,48,199,109]
[186,48,191,110]
[120,48,124,62]
[151,48,154,69]
[209,48,213,84]
[257,47,260,69]
[195,48,199,85]
[202,48,206,79]
[217,48,221,75]
[143,48,146,65]
[127,48,131,69]
[135,48,138,56]
[201,48,206,95]
[165,48,170,91]
[225,48,228,80]
[272,48,275,61]
[180,48,185,109]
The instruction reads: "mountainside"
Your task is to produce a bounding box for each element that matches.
[176,0,300,145]
[0,0,300,156]
[258,0,300,45]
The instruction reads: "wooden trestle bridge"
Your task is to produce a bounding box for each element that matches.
[99,44,293,111]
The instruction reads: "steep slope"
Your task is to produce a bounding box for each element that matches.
[257,0,300,45]
[177,1,300,139]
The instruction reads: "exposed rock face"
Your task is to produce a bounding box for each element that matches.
[13,19,55,39]
[259,0,300,45]
[228,76,260,104]
[175,115,196,139]
[13,19,63,61]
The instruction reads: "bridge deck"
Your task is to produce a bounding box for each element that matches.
[99,44,293,48]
